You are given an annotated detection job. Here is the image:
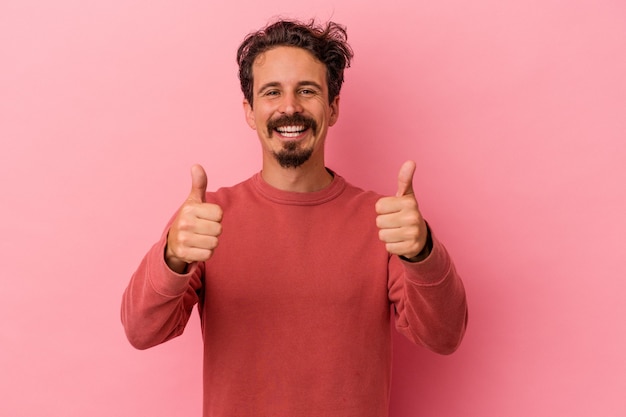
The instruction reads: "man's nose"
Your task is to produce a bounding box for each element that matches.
[279,92,303,114]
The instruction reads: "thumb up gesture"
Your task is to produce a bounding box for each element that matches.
[165,164,223,273]
[375,161,429,260]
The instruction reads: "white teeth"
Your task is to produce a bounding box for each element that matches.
[279,131,302,138]
[276,125,305,133]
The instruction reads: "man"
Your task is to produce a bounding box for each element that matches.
[122,19,467,417]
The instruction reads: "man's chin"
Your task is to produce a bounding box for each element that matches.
[281,140,300,152]
[274,148,313,169]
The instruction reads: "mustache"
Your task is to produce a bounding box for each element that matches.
[267,114,317,136]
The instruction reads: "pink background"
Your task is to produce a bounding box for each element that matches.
[1,0,625,416]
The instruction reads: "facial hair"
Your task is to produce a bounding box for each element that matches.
[274,142,314,168]
[266,114,318,169]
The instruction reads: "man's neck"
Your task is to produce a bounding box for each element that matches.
[261,159,333,193]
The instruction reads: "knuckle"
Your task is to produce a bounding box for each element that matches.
[177,217,193,231]
[208,236,219,249]
[180,204,195,216]
[375,199,386,213]
[168,232,182,248]
[375,215,384,228]
[211,204,224,221]
[173,247,188,261]
[177,232,191,247]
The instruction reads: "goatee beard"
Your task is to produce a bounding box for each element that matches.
[274,141,313,168]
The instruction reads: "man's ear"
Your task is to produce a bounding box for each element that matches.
[243,99,257,130]
[329,95,340,127]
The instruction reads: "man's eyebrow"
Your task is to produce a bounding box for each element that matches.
[256,81,324,94]
[257,82,281,93]
[297,81,323,90]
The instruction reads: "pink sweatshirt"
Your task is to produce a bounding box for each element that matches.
[121,172,467,417]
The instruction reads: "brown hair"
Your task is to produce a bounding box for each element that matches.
[237,19,354,107]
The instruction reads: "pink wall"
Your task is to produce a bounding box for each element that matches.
[1,0,625,416]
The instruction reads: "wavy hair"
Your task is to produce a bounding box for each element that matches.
[237,19,354,107]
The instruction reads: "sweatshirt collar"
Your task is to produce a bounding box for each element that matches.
[251,169,346,206]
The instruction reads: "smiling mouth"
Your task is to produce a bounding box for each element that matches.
[275,125,307,138]
[267,114,317,139]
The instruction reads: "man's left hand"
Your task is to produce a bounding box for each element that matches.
[375,160,429,259]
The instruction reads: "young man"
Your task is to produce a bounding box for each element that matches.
[122,20,467,417]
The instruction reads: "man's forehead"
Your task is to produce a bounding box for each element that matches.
[253,46,323,69]
[252,46,327,87]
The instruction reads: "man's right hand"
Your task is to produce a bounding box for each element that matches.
[165,164,223,273]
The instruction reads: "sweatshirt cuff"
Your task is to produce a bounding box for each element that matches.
[400,233,453,286]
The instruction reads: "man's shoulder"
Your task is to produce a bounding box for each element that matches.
[205,173,256,203]
[340,176,383,202]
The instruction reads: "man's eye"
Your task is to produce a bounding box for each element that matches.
[300,89,316,95]
[264,90,280,96]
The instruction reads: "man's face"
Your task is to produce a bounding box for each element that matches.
[243,46,339,169]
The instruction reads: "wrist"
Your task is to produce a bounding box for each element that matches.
[400,225,433,263]
[164,243,189,274]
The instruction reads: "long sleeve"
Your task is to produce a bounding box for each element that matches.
[120,173,468,416]
[388,232,468,355]
[121,231,204,350]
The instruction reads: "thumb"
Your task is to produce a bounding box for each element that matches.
[188,164,207,203]
[396,160,416,197]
